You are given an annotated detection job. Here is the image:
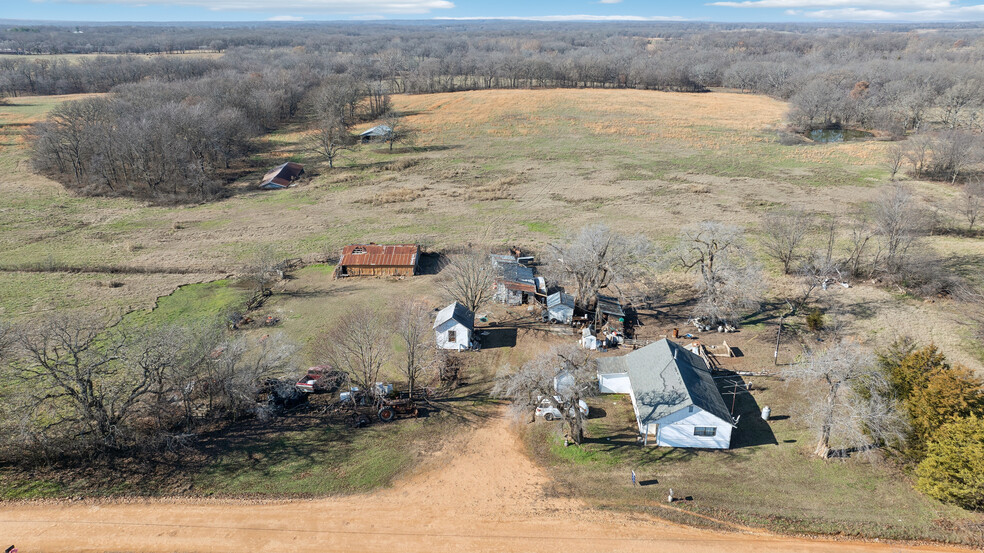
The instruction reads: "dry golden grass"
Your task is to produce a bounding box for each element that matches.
[358,186,425,206]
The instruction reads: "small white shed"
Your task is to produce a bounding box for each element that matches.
[434,302,475,351]
[596,339,735,449]
[546,292,575,324]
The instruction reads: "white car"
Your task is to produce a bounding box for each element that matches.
[535,396,589,421]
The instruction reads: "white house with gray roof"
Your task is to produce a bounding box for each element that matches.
[434,302,475,351]
[596,339,735,449]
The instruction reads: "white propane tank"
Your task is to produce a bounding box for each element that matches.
[761,406,771,421]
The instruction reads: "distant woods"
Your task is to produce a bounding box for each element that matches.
[12,22,984,200]
[31,60,322,202]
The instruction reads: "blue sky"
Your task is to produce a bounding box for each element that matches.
[4,0,984,22]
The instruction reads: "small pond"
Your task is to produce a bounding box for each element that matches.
[808,128,874,143]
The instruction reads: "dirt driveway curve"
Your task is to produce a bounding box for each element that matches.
[0,411,966,553]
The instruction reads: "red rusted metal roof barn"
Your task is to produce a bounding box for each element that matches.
[336,243,420,277]
[259,162,304,189]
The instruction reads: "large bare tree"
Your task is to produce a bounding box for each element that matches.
[10,315,150,451]
[956,177,984,232]
[381,110,419,152]
[785,341,907,459]
[203,331,297,419]
[548,223,656,311]
[676,222,764,327]
[760,209,814,274]
[395,299,436,397]
[493,344,595,445]
[873,183,924,274]
[439,251,497,313]
[321,307,391,396]
[309,112,355,169]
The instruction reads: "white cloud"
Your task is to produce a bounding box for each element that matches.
[436,14,688,21]
[599,0,623,3]
[709,0,952,7]
[268,14,303,20]
[800,4,984,18]
[61,0,455,14]
[709,0,984,21]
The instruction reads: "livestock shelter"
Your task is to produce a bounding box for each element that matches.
[546,292,575,324]
[359,125,392,143]
[259,162,304,189]
[596,339,734,449]
[596,294,625,320]
[335,244,420,277]
[434,302,475,351]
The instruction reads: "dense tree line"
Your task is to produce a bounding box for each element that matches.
[4,22,984,108]
[0,54,219,96]
[0,314,296,463]
[30,62,323,201]
[14,21,984,200]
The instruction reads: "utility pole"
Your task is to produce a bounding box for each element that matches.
[774,314,783,366]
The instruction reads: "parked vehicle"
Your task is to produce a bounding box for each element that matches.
[535,396,589,421]
[295,366,346,394]
[377,396,420,422]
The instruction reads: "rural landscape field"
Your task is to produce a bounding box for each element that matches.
[2,14,984,553]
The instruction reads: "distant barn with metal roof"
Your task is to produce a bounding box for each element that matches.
[259,162,304,189]
[335,244,420,277]
[359,125,393,143]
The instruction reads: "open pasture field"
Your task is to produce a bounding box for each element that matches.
[2,87,980,370]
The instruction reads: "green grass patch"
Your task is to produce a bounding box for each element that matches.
[120,279,249,329]
[193,419,431,495]
[523,221,556,235]
[0,477,65,500]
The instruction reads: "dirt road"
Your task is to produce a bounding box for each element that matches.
[0,412,965,553]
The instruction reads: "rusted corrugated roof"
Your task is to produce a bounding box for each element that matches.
[260,162,305,188]
[339,244,419,268]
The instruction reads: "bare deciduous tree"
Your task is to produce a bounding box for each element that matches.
[395,299,435,397]
[761,209,813,274]
[548,223,656,311]
[439,251,497,313]
[381,111,419,152]
[321,307,390,396]
[493,344,595,445]
[785,341,907,459]
[241,245,283,296]
[873,183,924,275]
[956,178,984,232]
[886,142,906,180]
[309,113,355,169]
[845,209,875,278]
[204,331,296,419]
[677,222,764,327]
[10,315,150,451]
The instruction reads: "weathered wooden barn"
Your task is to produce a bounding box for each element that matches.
[491,254,542,305]
[335,244,420,277]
